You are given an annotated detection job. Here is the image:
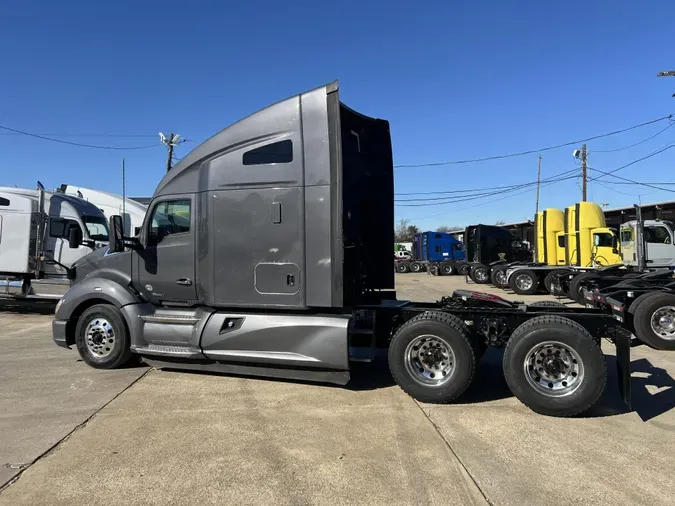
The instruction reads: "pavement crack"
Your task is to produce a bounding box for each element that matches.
[0,368,150,495]
[1,464,29,470]
[414,400,494,506]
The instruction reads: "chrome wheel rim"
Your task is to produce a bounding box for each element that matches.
[85,318,116,357]
[650,306,675,341]
[495,270,506,285]
[523,341,584,397]
[515,274,533,291]
[475,269,488,282]
[404,335,455,386]
[411,263,421,272]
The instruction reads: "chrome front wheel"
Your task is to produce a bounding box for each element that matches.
[85,318,116,358]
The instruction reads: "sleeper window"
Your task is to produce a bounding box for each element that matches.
[242,140,293,165]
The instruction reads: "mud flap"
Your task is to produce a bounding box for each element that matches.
[614,328,632,410]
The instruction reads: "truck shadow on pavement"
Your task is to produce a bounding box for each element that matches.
[0,300,56,315]
[348,349,675,421]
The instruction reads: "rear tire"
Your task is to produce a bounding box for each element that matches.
[396,262,409,273]
[409,262,423,273]
[544,270,566,296]
[469,264,490,284]
[490,266,509,288]
[568,273,600,303]
[388,312,477,404]
[75,304,133,369]
[502,315,606,417]
[632,293,675,350]
[440,262,454,276]
[509,269,539,295]
[457,262,471,276]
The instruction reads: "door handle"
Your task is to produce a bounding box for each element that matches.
[176,278,193,286]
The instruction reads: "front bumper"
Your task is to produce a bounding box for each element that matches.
[52,319,70,349]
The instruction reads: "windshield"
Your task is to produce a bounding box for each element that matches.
[84,215,109,241]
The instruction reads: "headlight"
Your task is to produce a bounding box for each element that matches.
[55,298,65,314]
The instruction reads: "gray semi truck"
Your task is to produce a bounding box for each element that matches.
[53,81,635,417]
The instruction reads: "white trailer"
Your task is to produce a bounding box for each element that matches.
[0,183,108,300]
[57,184,147,237]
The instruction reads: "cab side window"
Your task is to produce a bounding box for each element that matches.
[148,200,191,244]
[50,218,80,238]
[593,233,614,248]
[644,226,672,244]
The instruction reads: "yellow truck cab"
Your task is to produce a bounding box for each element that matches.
[535,208,565,266]
[504,202,622,296]
[565,202,621,267]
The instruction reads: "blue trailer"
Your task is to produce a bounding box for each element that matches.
[395,232,466,275]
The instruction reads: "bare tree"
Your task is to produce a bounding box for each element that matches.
[394,218,411,242]
[436,225,462,233]
[495,220,506,226]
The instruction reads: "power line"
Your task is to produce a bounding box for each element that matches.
[412,177,565,221]
[0,125,160,150]
[395,169,578,202]
[0,132,158,138]
[593,179,658,198]
[394,114,673,168]
[588,141,675,182]
[587,167,675,194]
[396,172,579,207]
[591,121,675,153]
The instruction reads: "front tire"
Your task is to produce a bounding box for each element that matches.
[490,266,508,288]
[457,262,471,276]
[544,270,566,296]
[388,312,477,404]
[440,262,454,275]
[632,293,675,350]
[503,316,606,417]
[509,269,539,295]
[396,262,409,273]
[75,304,133,369]
[469,264,490,284]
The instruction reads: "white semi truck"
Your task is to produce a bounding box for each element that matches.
[0,183,109,300]
[57,184,147,237]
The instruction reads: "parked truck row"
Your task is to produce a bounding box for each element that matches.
[0,184,147,301]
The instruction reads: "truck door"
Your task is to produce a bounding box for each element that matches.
[44,218,88,275]
[644,225,674,267]
[591,230,620,266]
[134,196,197,305]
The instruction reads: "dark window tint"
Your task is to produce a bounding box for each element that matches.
[435,233,443,239]
[0,197,9,206]
[645,226,672,244]
[594,232,614,247]
[149,200,191,243]
[50,218,80,238]
[558,236,565,248]
[243,140,293,165]
[454,243,463,250]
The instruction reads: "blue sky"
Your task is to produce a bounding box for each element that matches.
[1,0,674,229]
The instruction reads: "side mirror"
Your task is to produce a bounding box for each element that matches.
[108,215,124,253]
[68,227,82,249]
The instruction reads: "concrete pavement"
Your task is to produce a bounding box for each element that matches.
[0,301,147,488]
[1,276,675,504]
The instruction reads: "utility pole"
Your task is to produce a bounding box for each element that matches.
[535,155,542,216]
[581,143,587,201]
[159,132,181,172]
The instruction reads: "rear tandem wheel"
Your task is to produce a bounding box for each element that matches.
[502,315,606,417]
[388,312,478,404]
